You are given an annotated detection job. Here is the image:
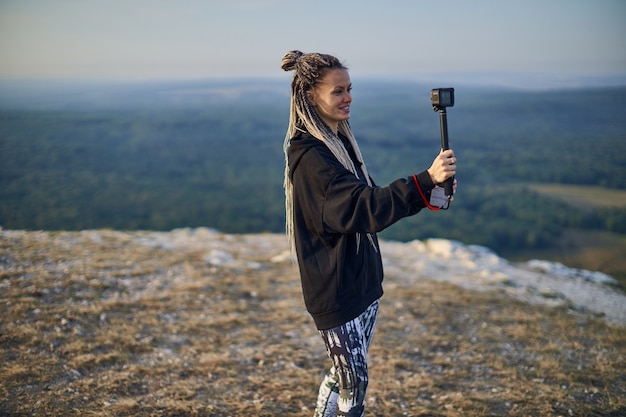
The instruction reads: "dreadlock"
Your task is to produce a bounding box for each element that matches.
[281,50,376,255]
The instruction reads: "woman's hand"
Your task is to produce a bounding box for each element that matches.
[427,149,456,185]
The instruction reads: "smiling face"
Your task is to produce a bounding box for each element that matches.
[307,68,352,134]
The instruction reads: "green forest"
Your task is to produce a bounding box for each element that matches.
[1,79,625,258]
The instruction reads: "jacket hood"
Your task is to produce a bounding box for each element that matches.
[287,131,325,179]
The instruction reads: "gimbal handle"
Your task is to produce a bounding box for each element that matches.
[436,107,454,197]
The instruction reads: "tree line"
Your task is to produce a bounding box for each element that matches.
[1,81,625,254]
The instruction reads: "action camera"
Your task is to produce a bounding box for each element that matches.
[430,88,455,109]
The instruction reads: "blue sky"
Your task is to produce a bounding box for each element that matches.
[1,0,624,87]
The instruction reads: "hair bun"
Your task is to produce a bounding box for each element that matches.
[281,50,304,72]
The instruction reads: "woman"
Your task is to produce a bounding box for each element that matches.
[281,50,457,416]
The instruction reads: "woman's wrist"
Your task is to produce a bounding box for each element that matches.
[426,168,437,185]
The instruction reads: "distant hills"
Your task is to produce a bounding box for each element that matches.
[1,78,625,278]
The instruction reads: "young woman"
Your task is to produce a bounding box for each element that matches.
[281,50,457,416]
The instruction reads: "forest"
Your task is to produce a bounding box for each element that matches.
[1,78,625,261]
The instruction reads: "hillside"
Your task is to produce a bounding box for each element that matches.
[2,81,626,283]
[1,228,625,416]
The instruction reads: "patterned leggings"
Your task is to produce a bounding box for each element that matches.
[314,299,380,417]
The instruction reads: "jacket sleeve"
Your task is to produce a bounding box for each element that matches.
[295,143,436,235]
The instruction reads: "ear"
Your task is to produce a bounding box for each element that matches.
[306,89,316,106]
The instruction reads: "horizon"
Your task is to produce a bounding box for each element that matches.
[2,71,625,93]
[2,73,626,111]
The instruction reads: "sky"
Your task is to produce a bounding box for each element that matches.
[1,0,625,87]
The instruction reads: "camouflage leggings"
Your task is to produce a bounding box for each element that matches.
[314,299,380,417]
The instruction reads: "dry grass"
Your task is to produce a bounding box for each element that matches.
[1,230,625,416]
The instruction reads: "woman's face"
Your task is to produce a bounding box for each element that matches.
[308,68,352,133]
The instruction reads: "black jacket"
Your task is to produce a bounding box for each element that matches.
[287,131,435,329]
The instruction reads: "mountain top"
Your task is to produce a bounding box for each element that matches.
[8,227,620,324]
[1,228,625,416]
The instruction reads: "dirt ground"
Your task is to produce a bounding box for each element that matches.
[1,230,625,416]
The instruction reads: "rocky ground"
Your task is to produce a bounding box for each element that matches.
[1,228,625,416]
